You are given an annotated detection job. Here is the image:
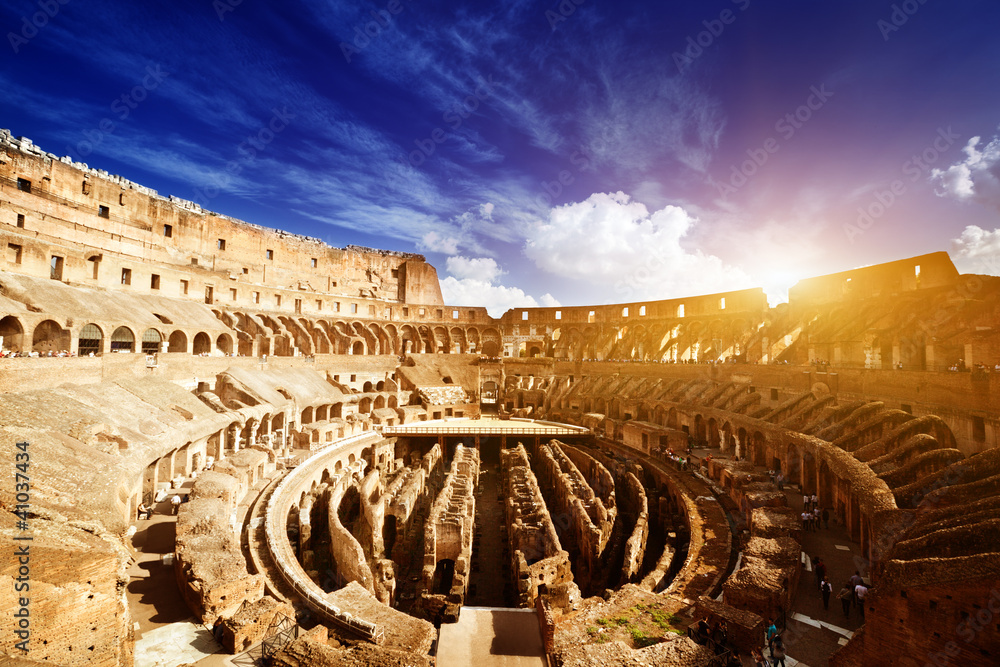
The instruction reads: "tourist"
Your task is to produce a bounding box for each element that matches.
[769,633,786,666]
[765,618,777,644]
[776,471,784,491]
[821,576,832,610]
[813,506,822,530]
[855,581,869,617]
[822,507,830,529]
[849,571,864,606]
[752,648,769,667]
[810,493,818,511]
[170,494,182,515]
[837,582,852,619]
[803,493,810,511]
[814,557,826,589]
[137,502,151,520]
[801,511,811,531]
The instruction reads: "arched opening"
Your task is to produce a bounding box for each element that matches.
[78,323,103,356]
[785,442,802,487]
[193,332,211,355]
[363,381,374,392]
[0,316,25,352]
[819,460,834,511]
[722,422,734,453]
[750,431,766,466]
[736,427,748,459]
[383,515,398,559]
[351,340,365,355]
[339,485,362,539]
[140,328,161,355]
[374,395,386,410]
[359,397,372,413]
[302,407,314,425]
[216,333,233,355]
[527,345,542,358]
[849,495,861,541]
[388,395,398,409]
[802,450,817,495]
[694,415,708,444]
[708,418,720,448]
[168,330,188,353]
[433,559,455,595]
[32,319,71,354]
[110,326,135,353]
[480,340,500,357]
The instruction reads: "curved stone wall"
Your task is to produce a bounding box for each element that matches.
[263,431,384,642]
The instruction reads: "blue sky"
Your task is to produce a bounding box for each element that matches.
[3,0,1000,315]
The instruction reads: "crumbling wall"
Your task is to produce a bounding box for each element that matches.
[218,597,295,654]
[326,485,375,595]
[501,444,576,607]
[531,440,613,595]
[174,496,264,624]
[722,506,801,620]
[420,445,479,616]
[619,471,649,583]
[0,512,134,667]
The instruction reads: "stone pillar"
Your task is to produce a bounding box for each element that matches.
[925,344,937,371]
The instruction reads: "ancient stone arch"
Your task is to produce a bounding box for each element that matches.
[33,319,71,353]
[0,315,25,351]
[110,326,136,353]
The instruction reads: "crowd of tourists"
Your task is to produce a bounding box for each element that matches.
[0,349,78,358]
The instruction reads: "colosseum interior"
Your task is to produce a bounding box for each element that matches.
[1,129,999,667]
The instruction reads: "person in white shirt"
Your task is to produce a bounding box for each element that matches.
[855,582,869,617]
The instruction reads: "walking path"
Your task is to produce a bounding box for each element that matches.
[437,607,546,667]
[127,467,290,667]
[466,462,510,606]
[690,446,867,667]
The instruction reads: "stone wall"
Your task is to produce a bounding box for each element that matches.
[420,445,479,618]
[0,512,133,667]
[531,440,613,595]
[619,471,649,583]
[327,484,375,595]
[501,444,576,607]
[174,493,264,624]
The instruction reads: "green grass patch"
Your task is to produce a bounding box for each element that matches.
[629,627,661,648]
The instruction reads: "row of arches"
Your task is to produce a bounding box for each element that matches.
[0,315,235,356]
[550,316,765,363]
[215,311,505,358]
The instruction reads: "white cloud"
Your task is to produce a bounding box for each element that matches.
[445,256,502,282]
[440,255,559,317]
[932,134,1000,210]
[951,225,1000,275]
[523,192,750,302]
[539,293,560,307]
[419,231,460,255]
[440,277,558,318]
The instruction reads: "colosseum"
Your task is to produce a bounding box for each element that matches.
[1,129,998,667]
